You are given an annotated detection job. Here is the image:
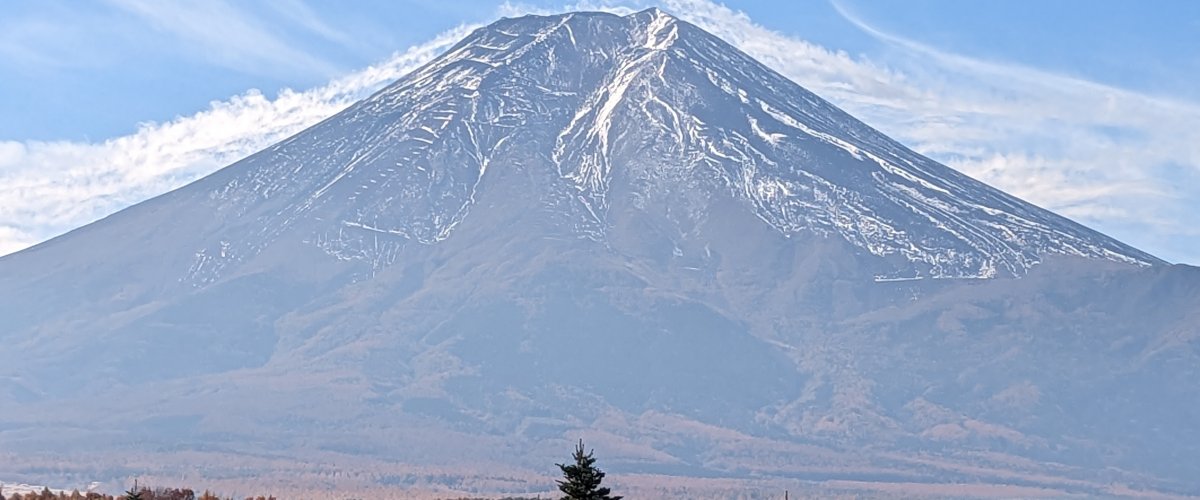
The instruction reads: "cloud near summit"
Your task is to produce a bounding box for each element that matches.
[1,0,1197,263]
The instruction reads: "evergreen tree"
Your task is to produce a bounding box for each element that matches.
[121,489,142,500]
[556,439,621,500]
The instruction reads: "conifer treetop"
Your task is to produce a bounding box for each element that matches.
[556,439,622,500]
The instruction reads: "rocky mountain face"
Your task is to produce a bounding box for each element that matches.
[0,8,1196,498]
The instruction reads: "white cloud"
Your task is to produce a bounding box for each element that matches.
[818,0,1200,262]
[658,0,1200,263]
[0,23,473,257]
[1,0,1198,265]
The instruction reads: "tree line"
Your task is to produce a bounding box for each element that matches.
[2,439,620,500]
[0,487,269,500]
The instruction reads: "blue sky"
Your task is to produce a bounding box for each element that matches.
[1,0,1198,264]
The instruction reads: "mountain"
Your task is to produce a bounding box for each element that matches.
[1,8,1197,498]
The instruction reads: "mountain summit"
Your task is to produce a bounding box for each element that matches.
[173,7,1151,286]
[0,9,1195,498]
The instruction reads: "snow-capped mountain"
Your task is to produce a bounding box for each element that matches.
[180,8,1155,285]
[0,8,1195,498]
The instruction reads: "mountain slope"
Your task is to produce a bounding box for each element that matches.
[203,8,1157,281]
[0,8,1195,498]
[13,8,1150,287]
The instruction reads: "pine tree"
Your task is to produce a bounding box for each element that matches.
[556,439,621,500]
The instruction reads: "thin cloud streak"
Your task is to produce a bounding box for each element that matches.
[264,0,371,52]
[105,0,341,78]
[0,5,123,71]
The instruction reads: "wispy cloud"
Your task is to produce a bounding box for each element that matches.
[0,24,474,256]
[0,0,1197,264]
[0,3,123,70]
[262,0,363,50]
[820,0,1200,262]
[0,0,371,78]
[104,0,343,78]
[589,0,1200,262]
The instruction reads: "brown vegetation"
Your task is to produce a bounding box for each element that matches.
[0,487,277,500]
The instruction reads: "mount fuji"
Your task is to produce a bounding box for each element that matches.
[0,8,1196,498]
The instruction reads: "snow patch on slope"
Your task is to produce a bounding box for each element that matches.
[179,9,1158,285]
